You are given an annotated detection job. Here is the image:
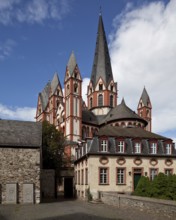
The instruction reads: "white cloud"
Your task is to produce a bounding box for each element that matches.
[0,39,16,61]
[0,103,36,121]
[0,0,70,25]
[109,0,176,134]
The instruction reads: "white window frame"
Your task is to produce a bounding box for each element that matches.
[100,139,108,152]
[99,168,108,184]
[134,142,141,153]
[117,168,125,184]
[150,168,158,181]
[150,142,157,154]
[117,141,125,153]
[166,143,172,155]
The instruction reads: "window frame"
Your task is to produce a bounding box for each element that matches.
[150,142,157,154]
[99,138,108,152]
[150,168,158,181]
[99,167,109,185]
[134,142,141,154]
[116,167,126,185]
[165,142,172,155]
[116,139,125,153]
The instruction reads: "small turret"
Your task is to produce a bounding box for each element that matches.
[137,87,152,131]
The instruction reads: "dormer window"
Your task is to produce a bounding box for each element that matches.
[165,143,172,155]
[150,142,157,154]
[100,139,108,152]
[117,140,125,153]
[99,84,103,91]
[134,142,141,153]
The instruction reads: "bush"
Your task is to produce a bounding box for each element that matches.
[133,176,151,197]
[133,173,176,201]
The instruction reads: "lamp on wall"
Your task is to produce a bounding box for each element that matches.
[129,171,131,176]
[145,172,148,176]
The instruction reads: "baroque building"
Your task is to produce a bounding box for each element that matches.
[36,14,175,198]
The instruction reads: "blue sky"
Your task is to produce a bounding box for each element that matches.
[0,0,176,142]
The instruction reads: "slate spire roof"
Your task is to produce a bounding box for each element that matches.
[90,14,113,88]
[140,87,151,107]
[67,51,77,75]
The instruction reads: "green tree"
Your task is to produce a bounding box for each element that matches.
[42,121,65,170]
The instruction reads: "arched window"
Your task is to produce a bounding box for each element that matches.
[90,97,93,108]
[98,94,103,106]
[110,95,113,107]
[111,85,113,91]
[74,83,78,93]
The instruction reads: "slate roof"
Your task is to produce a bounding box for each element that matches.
[140,87,150,107]
[97,126,170,140]
[0,120,42,148]
[40,82,51,111]
[103,99,147,125]
[82,110,99,125]
[90,14,114,88]
[82,99,148,126]
[81,126,176,157]
[67,51,77,76]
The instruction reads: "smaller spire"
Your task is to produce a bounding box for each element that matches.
[67,51,77,75]
[121,97,126,105]
[140,87,150,107]
[99,6,102,16]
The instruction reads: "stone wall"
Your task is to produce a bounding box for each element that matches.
[0,147,41,204]
[101,192,176,219]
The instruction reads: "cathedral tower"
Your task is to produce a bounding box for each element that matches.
[137,87,152,131]
[87,13,117,116]
[64,52,82,141]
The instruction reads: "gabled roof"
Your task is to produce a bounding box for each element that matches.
[103,99,147,125]
[90,14,114,88]
[0,120,42,147]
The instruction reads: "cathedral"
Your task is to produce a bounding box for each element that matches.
[36,13,152,144]
[36,14,175,199]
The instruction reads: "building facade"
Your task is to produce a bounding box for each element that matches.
[75,126,176,199]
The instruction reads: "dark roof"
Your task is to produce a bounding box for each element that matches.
[67,51,77,76]
[85,136,176,157]
[0,120,42,147]
[40,82,51,110]
[97,125,170,140]
[82,110,99,125]
[90,14,113,88]
[140,87,150,107]
[103,99,147,125]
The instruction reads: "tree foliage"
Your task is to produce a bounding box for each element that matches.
[133,173,176,201]
[42,121,65,170]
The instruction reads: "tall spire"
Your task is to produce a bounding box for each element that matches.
[90,14,113,88]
